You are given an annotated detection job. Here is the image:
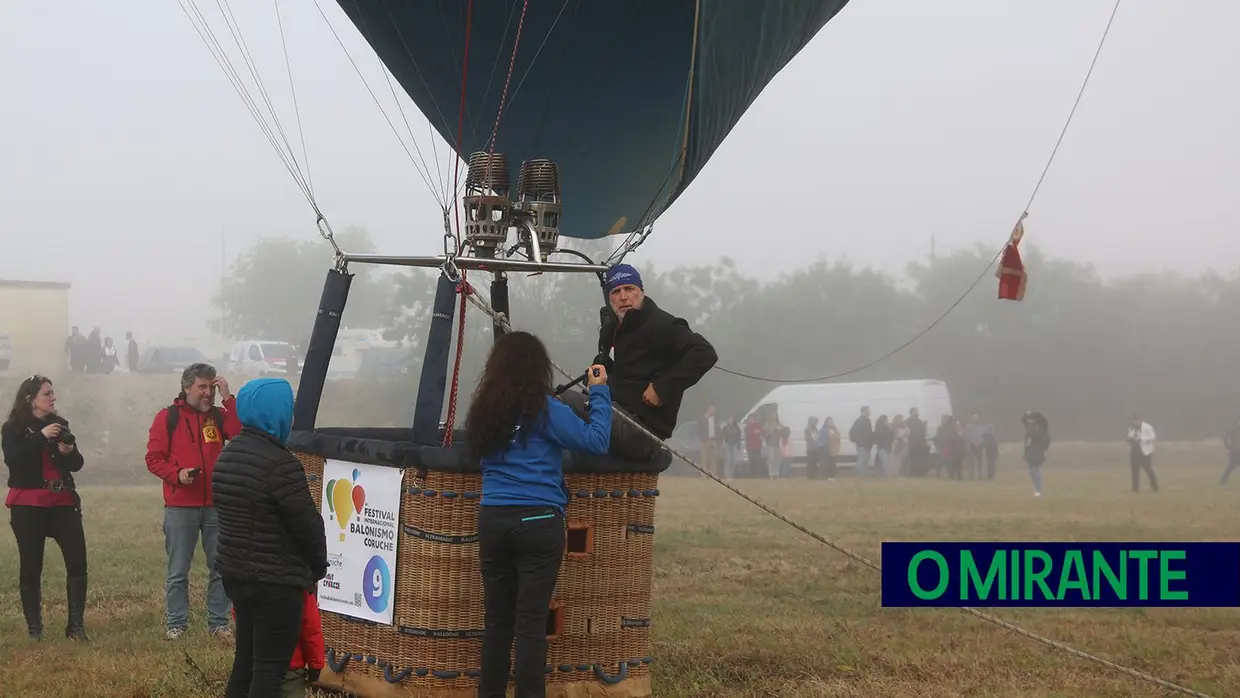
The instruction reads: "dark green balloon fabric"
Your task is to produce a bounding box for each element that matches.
[336,0,851,239]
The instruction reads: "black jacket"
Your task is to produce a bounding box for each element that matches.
[849,416,874,448]
[2,416,84,491]
[212,427,327,589]
[598,297,718,439]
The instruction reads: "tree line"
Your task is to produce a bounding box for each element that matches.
[213,229,1240,442]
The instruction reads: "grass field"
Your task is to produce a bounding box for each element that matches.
[2,441,1238,697]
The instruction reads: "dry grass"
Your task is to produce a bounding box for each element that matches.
[2,441,1238,697]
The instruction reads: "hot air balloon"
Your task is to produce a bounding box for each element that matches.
[183,2,855,695]
[335,0,852,243]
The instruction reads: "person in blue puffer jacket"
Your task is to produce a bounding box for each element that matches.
[464,331,611,698]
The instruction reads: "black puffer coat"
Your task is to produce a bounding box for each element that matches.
[212,427,327,589]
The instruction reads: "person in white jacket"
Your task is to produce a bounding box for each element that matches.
[1126,415,1159,493]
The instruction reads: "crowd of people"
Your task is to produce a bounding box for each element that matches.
[63,327,139,375]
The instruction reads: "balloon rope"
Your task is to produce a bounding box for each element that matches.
[487,0,529,155]
[442,0,475,449]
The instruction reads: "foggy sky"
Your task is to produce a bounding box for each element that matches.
[2,0,1238,340]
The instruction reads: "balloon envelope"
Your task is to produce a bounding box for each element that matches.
[335,0,851,240]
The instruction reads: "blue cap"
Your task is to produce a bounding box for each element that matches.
[605,264,643,293]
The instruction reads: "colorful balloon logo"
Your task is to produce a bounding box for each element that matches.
[325,469,367,542]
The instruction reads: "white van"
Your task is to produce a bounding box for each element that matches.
[742,379,954,465]
[229,340,295,376]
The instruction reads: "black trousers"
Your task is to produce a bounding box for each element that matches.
[1129,451,1159,492]
[11,505,88,587]
[478,505,565,698]
[805,447,821,479]
[222,578,304,698]
[559,391,663,461]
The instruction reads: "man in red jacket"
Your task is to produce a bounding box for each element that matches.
[145,362,242,641]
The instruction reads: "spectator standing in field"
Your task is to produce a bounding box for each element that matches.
[126,332,140,372]
[1022,411,1050,497]
[849,407,874,478]
[873,415,892,477]
[720,417,742,481]
[818,417,841,480]
[889,414,910,477]
[3,375,90,642]
[1222,418,1240,485]
[212,377,327,697]
[744,416,764,478]
[983,428,999,480]
[906,408,930,476]
[697,406,719,476]
[964,413,986,480]
[804,417,822,480]
[1126,415,1158,493]
[145,363,242,640]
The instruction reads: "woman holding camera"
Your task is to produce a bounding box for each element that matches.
[2,375,89,642]
[465,332,611,698]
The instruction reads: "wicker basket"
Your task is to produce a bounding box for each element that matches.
[295,452,658,698]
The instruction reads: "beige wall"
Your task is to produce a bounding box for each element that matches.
[0,283,70,375]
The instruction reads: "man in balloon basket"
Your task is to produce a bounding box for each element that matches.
[560,264,718,462]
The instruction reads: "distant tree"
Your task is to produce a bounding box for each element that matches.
[211,227,394,346]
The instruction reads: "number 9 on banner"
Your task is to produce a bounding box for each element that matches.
[362,555,392,614]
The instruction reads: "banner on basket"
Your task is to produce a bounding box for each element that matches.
[318,459,404,624]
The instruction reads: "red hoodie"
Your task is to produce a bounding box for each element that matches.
[291,590,326,672]
[231,590,324,672]
[145,396,242,508]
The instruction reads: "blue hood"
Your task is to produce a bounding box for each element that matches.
[235,378,294,443]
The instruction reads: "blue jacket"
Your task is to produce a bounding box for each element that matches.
[480,385,612,512]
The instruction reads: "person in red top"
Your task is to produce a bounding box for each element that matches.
[145,362,242,640]
[2,375,90,642]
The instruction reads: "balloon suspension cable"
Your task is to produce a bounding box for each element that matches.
[454,288,1213,698]
[607,225,655,266]
[712,0,1125,385]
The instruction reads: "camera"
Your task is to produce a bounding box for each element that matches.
[50,425,76,446]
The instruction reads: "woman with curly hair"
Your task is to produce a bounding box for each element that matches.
[465,331,611,698]
[2,375,90,642]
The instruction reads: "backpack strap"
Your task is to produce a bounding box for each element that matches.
[165,404,180,444]
[166,404,230,444]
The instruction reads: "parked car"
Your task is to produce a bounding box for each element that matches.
[136,345,210,374]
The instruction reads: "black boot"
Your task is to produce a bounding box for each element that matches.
[65,576,89,642]
[20,584,42,641]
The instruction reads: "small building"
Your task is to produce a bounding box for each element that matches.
[0,279,71,375]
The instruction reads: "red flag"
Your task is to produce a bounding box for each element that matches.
[997,214,1027,302]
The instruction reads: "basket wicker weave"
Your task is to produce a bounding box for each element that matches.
[295,452,658,698]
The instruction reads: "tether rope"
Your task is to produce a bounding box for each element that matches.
[682,0,1127,385]
[449,281,1213,698]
